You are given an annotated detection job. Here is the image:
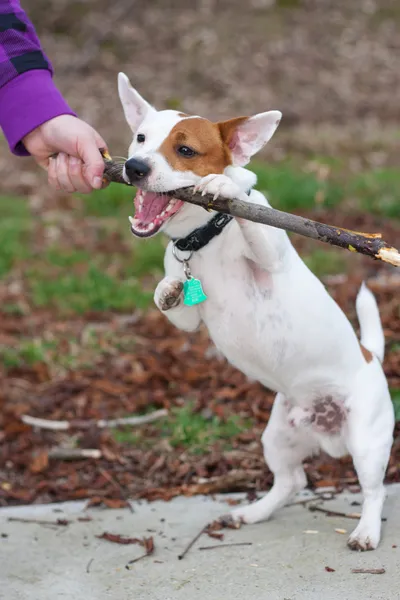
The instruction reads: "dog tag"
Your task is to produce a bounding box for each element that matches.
[183,278,207,306]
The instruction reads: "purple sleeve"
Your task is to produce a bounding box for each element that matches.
[0,0,75,155]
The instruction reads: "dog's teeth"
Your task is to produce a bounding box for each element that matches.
[161,210,166,216]
[148,222,155,230]
[128,216,134,225]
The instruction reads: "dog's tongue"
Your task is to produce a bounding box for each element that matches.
[136,192,170,224]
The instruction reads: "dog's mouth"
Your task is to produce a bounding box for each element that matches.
[129,190,184,238]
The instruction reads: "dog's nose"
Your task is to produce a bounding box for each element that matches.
[124,158,151,183]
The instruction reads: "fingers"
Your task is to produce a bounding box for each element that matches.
[55,152,75,193]
[68,157,93,194]
[78,132,107,190]
[48,156,60,191]
[47,153,94,194]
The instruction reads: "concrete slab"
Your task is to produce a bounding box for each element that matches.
[1,486,400,600]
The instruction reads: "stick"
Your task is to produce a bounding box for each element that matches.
[199,542,253,551]
[178,526,207,560]
[97,466,134,514]
[7,517,69,527]
[352,568,385,575]
[86,558,94,574]
[48,448,102,460]
[21,409,168,431]
[102,156,400,267]
[308,505,387,521]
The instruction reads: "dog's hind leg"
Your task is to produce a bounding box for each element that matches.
[230,393,318,524]
[346,371,394,550]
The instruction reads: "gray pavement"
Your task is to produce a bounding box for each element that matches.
[1,486,400,600]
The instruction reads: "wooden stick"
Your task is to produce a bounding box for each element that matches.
[178,526,207,560]
[308,505,387,521]
[48,448,102,460]
[102,156,400,267]
[352,568,385,575]
[21,409,168,431]
[199,542,253,551]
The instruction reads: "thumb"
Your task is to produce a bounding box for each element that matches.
[79,132,107,189]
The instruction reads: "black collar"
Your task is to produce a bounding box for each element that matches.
[172,189,252,253]
[172,212,233,253]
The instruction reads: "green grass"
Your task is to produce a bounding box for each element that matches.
[391,389,400,422]
[350,169,400,219]
[250,161,344,211]
[0,196,31,277]
[303,249,347,278]
[29,265,152,313]
[82,182,134,218]
[0,339,55,369]
[112,403,251,454]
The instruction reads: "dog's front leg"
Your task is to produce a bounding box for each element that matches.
[194,176,289,272]
[154,276,201,332]
[236,190,290,272]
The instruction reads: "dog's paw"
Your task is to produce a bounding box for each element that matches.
[347,524,380,551]
[154,277,183,311]
[193,174,248,202]
[230,504,263,525]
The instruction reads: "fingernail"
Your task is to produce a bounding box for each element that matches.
[93,176,103,189]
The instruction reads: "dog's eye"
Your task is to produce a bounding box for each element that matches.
[177,145,196,158]
[137,134,145,143]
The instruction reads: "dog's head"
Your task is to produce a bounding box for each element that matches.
[118,72,281,239]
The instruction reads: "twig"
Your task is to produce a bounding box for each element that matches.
[21,409,168,431]
[178,526,207,560]
[86,558,94,574]
[7,517,69,527]
[49,448,102,460]
[286,496,321,507]
[102,157,400,267]
[97,467,134,513]
[125,553,149,567]
[309,505,387,521]
[199,542,252,551]
[352,568,385,575]
[126,536,154,568]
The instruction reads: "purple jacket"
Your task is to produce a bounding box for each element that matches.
[0,0,75,155]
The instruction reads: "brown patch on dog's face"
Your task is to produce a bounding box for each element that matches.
[158,117,247,177]
[360,343,373,363]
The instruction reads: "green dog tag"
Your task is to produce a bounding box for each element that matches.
[183,278,207,306]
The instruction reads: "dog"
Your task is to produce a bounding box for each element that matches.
[118,72,394,551]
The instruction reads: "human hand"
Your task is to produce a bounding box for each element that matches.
[22,115,107,193]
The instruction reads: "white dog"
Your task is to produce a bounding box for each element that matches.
[118,72,394,551]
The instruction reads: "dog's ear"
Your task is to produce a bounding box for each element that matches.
[218,111,282,166]
[118,72,155,133]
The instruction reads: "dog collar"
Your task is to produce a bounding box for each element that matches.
[172,188,251,253]
[172,212,233,253]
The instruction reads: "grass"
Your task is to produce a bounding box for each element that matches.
[112,403,251,454]
[29,265,152,313]
[391,389,400,422]
[0,157,398,320]
[303,249,347,278]
[0,195,31,278]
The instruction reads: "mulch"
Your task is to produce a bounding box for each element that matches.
[0,270,399,508]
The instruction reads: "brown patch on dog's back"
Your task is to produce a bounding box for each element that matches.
[159,116,249,177]
[360,343,373,363]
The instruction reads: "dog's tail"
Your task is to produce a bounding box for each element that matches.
[356,281,385,362]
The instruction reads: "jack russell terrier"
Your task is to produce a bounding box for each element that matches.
[118,72,394,551]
